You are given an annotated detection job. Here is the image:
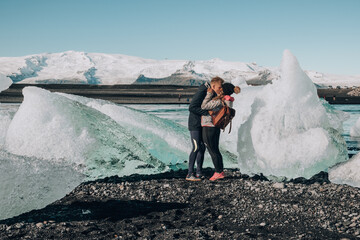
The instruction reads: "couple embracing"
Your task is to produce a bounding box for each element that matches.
[186,76,240,181]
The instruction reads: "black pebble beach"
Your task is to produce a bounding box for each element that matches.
[1,168,360,239]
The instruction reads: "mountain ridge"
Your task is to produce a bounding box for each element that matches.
[0,51,358,86]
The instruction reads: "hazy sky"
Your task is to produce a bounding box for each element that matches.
[0,0,359,75]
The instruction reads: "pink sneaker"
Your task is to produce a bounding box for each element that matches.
[209,172,225,181]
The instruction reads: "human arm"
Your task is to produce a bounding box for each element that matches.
[189,85,210,116]
[201,92,223,110]
[224,95,234,108]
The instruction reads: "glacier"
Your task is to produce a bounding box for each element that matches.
[0,51,278,85]
[221,50,349,179]
[0,51,359,86]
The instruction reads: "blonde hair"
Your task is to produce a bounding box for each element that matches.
[210,76,225,85]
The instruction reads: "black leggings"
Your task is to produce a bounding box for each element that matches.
[202,127,223,173]
[188,130,205,175]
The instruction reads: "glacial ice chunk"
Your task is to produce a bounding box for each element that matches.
[329,153,360,188]
[0,151,84,220]
[57,92,238,168]
[0,105,17,146]
[233,50,348,178]
[5,87,166,179]
[0,73,12,93]
[350,116,360,137]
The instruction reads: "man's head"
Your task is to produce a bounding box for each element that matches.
[210,76,224,95]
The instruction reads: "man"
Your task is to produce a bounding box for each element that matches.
[186,77,224,181]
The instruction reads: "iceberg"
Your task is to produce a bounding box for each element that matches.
[329,153,360,188]
[329,117,360,187]
[5,87,166,179]
[57,92,238,168]
[0,86,238,220]
[0,151,84,220]
[350,116,360,137]
[0,105,17,147]
[0,73,12,93]
[1,87,173,220]
[227,50,349,178]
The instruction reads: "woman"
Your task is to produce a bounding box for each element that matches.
[201,82,240,181]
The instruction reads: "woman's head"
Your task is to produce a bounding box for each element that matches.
[222,83,241,96]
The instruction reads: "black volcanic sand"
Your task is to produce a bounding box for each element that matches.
[1,169,360,240]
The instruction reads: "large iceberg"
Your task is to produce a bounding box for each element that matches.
[1,86,238,220]
[0,73,12,93]
[5,87,166,179]
[1,87,168,220]
[224,50,349,179]
[56,92,238,168]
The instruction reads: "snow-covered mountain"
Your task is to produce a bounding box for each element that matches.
[0,51,358,86]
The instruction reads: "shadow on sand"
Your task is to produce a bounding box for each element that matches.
[1,199,188,225]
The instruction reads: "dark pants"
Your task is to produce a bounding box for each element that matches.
[188,130,205,175]
[202,127,223,173]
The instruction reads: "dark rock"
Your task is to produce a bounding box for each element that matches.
[251,173,269,181]
[289,171,330,185]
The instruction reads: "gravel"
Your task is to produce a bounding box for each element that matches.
[0,168,359,239]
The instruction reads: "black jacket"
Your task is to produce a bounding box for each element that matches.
[188,82,210,131]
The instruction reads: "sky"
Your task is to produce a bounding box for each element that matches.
[0,0,359,75]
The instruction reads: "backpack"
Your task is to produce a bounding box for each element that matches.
[210,101,236,133]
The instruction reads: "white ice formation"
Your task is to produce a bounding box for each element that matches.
[350,116,360,137]
[5,87,166,179]
[0,86,237,220]
[329,117,360,188]
[329,153,360,188]
[0,51,358,86]
[222,50,349,179]
[0,73,12,93]
[0,151,84,221]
